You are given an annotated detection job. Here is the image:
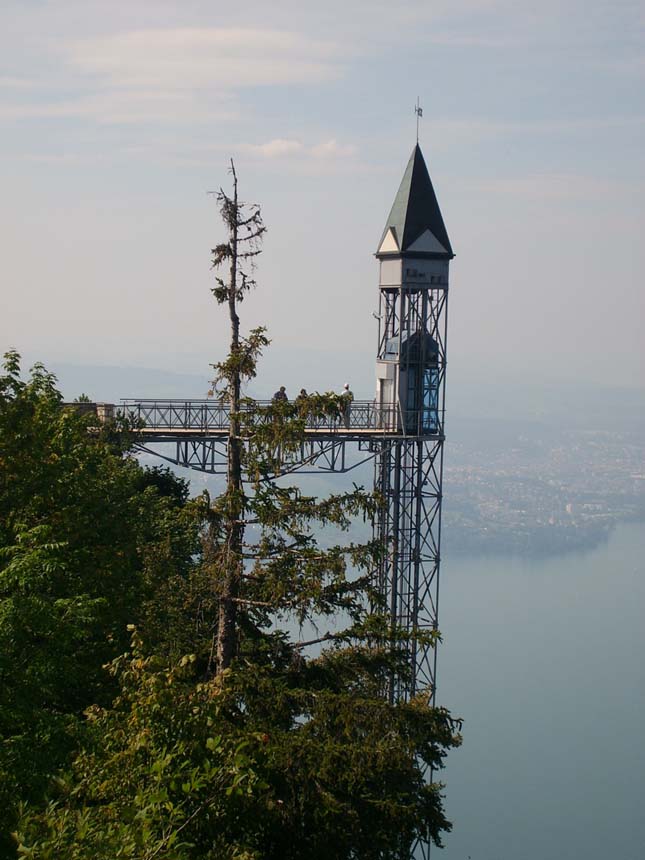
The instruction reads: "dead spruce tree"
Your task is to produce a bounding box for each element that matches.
[209,160,268,671]
[207,162,382,679]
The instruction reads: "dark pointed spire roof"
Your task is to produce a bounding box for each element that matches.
[377,144,453,259]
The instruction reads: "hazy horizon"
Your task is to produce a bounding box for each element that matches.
[2,0,644,393]
[14,354,643,431]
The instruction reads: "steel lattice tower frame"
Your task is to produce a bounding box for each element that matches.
[373,144,453,709]
[372,144,453,860]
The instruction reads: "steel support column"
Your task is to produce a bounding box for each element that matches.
[374,436,444,705]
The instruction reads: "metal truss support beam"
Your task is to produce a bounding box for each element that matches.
[133,436,389,477]
[374,438,444,704]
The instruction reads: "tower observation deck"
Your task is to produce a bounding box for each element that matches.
[94,394,444,474]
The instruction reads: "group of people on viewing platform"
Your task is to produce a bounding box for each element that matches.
[272,383,354,428]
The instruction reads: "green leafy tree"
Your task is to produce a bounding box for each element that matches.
[0,352,199,853]
[16,633,458,859]
[15,164,461,858]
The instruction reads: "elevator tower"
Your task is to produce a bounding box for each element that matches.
[373,144,453,704]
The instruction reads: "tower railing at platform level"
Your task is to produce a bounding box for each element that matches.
[82,399,444,437]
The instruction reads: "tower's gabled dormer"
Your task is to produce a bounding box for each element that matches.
[377,144,453,260]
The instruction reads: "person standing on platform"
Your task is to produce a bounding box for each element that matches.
[294,388,308,414]
[273,386,288,403]
[341,382,353,429]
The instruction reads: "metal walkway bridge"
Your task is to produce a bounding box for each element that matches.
[93,398,443,475]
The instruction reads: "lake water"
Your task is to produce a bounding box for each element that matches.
[436,521,645,860]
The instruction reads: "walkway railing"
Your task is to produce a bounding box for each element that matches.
[66,399,442,437]
[117,398,399,433]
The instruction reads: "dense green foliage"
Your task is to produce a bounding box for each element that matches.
[0,351,199,854]
[15,636,458,859]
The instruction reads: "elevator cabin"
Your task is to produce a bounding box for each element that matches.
[375,256,448,436]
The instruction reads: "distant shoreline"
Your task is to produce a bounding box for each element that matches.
[442,514,645,562]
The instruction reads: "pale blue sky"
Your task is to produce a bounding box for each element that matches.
[1,0,643,394]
